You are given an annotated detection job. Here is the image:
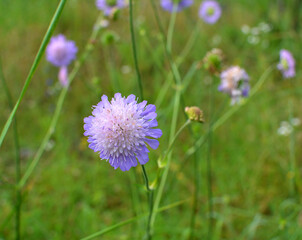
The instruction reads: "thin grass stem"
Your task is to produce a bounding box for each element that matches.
[0,0,67,148]
[18,14,104,189]
[288,100,298,198]
[80,198,191,240]
[129,0,143,100]
[186,65,275,158]
[0,60,22,240]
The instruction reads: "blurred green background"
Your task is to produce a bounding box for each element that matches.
[1,0,302,239]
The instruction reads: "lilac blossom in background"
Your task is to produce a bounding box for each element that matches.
[199,0,221,24]
[219,66,250,105]
[96,0,126,16]
[46,34,78,87]
[84,93,162,171]
[277,49,295,79]
[160,0,193,12]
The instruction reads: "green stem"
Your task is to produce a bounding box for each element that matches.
[150,119,191,229]
[159,119,191,166]
[141,165,153,240]
[129,0,143,99]
[288,100,297,197]
[18,14,104,189]
[149,1,184,231]
[186,65,275,158]
[0,0,67,148]
[80,198,190,240]
[167,4,177,53]
[206,79,215,240]
[188,149,200,240]
[0,60,21,240]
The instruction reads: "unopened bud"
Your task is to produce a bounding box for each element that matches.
[185,106,204,123]
[202,48,224,75]
[101,30,119,45]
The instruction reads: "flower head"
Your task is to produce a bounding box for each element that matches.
[202,48,224,74]
[96,0,126,16]
[185,106,204,123]
[199,0,221,24]
[277,49,295,79]
[160,0,193,12]
[219,66,250,105]
[46,34,77,67]
[84,93,162,171]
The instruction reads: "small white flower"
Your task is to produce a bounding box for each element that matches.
[290,118,301,127]
[241,25,250,34]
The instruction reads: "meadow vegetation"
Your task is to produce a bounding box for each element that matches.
[0,0,302,239]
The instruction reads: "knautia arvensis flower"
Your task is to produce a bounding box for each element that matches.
[277,49,295,79]
[84,93,162,171]
[219,66,250,105]
[46,34,78,86]
[96,0,127,16]
[160,0,193,12]
[199,0,221,24]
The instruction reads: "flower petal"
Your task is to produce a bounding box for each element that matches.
[145,138,159,149]
[136,150,149,165]
[142,104,156,116]
[146,129,163,138]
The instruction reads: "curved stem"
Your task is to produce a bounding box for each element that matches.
[0,0,67,148]
[18,14,104,189]
[150,119,191,228]
[129,0,143,100]
[80,198,190,240]
[186,65,275,158]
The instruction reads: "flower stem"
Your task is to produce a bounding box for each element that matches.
[186,65,275,158]
[128,1,154,238]
[129,0,144,100]
[141,165,154,240]
[80,198,190,240]
[0,0,67,148]
[149,1,184,231]
[0,60,21,240]
[288,100,298,198]
[18,14,104,189]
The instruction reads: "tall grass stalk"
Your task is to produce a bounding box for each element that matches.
[0,61,21,240]
[129,0,143,100]
[18,13,104,189]
[129,0,153,238]
[206,79,215,240]
[288,100,298,198]
[150,5,182,232]
[0,0,67,148]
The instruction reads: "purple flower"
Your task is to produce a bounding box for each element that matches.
[277,49,295,79]
[46,34,77,67]
[160,0,193,12]
[199,0,221,24]
[96,0,126,16]
[84,93,162,171]
[218,66,250,105]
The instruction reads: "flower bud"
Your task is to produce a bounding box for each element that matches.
[185,106,205,123]
[101,30,119,45]
[202,48,224,75]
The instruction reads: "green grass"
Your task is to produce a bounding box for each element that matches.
[1,0,302,239]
